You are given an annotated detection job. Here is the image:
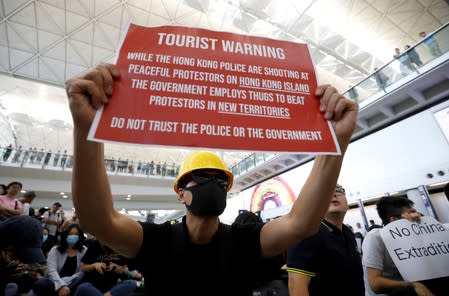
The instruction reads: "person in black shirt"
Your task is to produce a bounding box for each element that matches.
[66,63,358,295]
[75,239,137,296]
[287,184,364,296]
[368,219,382,231]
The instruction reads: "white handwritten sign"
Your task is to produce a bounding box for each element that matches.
[380,216,449,281]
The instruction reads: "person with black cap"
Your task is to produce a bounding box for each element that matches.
[234,211,288,296]
[65,63,358,295]
[0,215,55,295]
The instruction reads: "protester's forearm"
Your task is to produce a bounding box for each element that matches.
[80,263,94,273]
[370,276,413,293]
[260,147,347,257]
[72,128,116,234]
[289,153,344,238]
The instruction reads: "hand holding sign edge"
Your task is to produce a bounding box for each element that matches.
[65,63,120,135]
[316,84,358,153]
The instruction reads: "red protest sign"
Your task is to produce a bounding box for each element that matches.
[88,23,340,154]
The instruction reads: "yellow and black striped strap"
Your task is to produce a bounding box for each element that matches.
[286,267,316,277]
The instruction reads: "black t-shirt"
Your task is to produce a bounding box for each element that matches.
[287,220,365,296]
[81,240,127,293]
[134,217,264,296]
[59,255,77,278]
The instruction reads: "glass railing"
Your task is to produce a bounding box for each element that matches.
[230,22,449,178]
[343,23,449,104]
[0,146,180,178]
[230,152,277,176]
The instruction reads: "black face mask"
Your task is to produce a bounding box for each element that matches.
[184,180,227,216]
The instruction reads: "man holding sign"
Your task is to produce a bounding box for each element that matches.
[362,196,441,296]
[66,59,356,295]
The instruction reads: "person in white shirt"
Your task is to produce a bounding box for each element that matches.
[44,202,62,243]
[20,190,36,216]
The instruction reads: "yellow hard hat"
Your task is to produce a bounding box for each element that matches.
[173,151,234,192]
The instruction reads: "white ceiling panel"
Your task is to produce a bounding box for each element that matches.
[0,46,9,71]
[14,57,38,78]
[66,0,91,16]
[2,0,31,16]
[7,22,36,51]
[9,48,33,69]
[65,63,89,80]
[38,30,62,51]
[92,46,115,64]
[8,1,35,28]
[66,10,90,33]
[142,10,170,27]
[127,0,152,12]
[176,10,208,28]
[69,39,93,65]
[184,0,211,12]
[98,5,123,28]
[94,0,121,17]
[94,22,120,49]
[39,57,63,83]
[42,40,65,62]
[0,22,8,46]
[66,41,89,67]
[71,23,94,44]
[37,2,65,34]
[39,0,65,10]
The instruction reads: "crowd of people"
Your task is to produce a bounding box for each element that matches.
[348,30,445,97]
[0,145,180,178]
[0,181,142,296]
[0,146,72,169]
[2,175,447,295]
[382,31,443,87]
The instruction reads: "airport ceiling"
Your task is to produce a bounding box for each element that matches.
[0,0,448,164]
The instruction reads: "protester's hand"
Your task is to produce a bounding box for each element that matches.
[65,63,120,133]
[15,263,29,271]
[93,262,107,274]
[316,85,358,151]
[412,282,434,296]
[134,271,143,280]
[108,262,126,274]
[58,286,70,296]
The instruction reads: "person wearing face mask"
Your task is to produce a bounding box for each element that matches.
[42,227,55,258]
[47,224,86,296]
[65,63,358,295]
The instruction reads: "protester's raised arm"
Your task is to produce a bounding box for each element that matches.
[66,63,143,258]
[260,85,358,257]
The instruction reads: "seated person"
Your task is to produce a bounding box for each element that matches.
[0,215,54,295]
[42,227,56,258]
[75,239,137,296]
[233,211,287,296]
[47,224,87,296]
